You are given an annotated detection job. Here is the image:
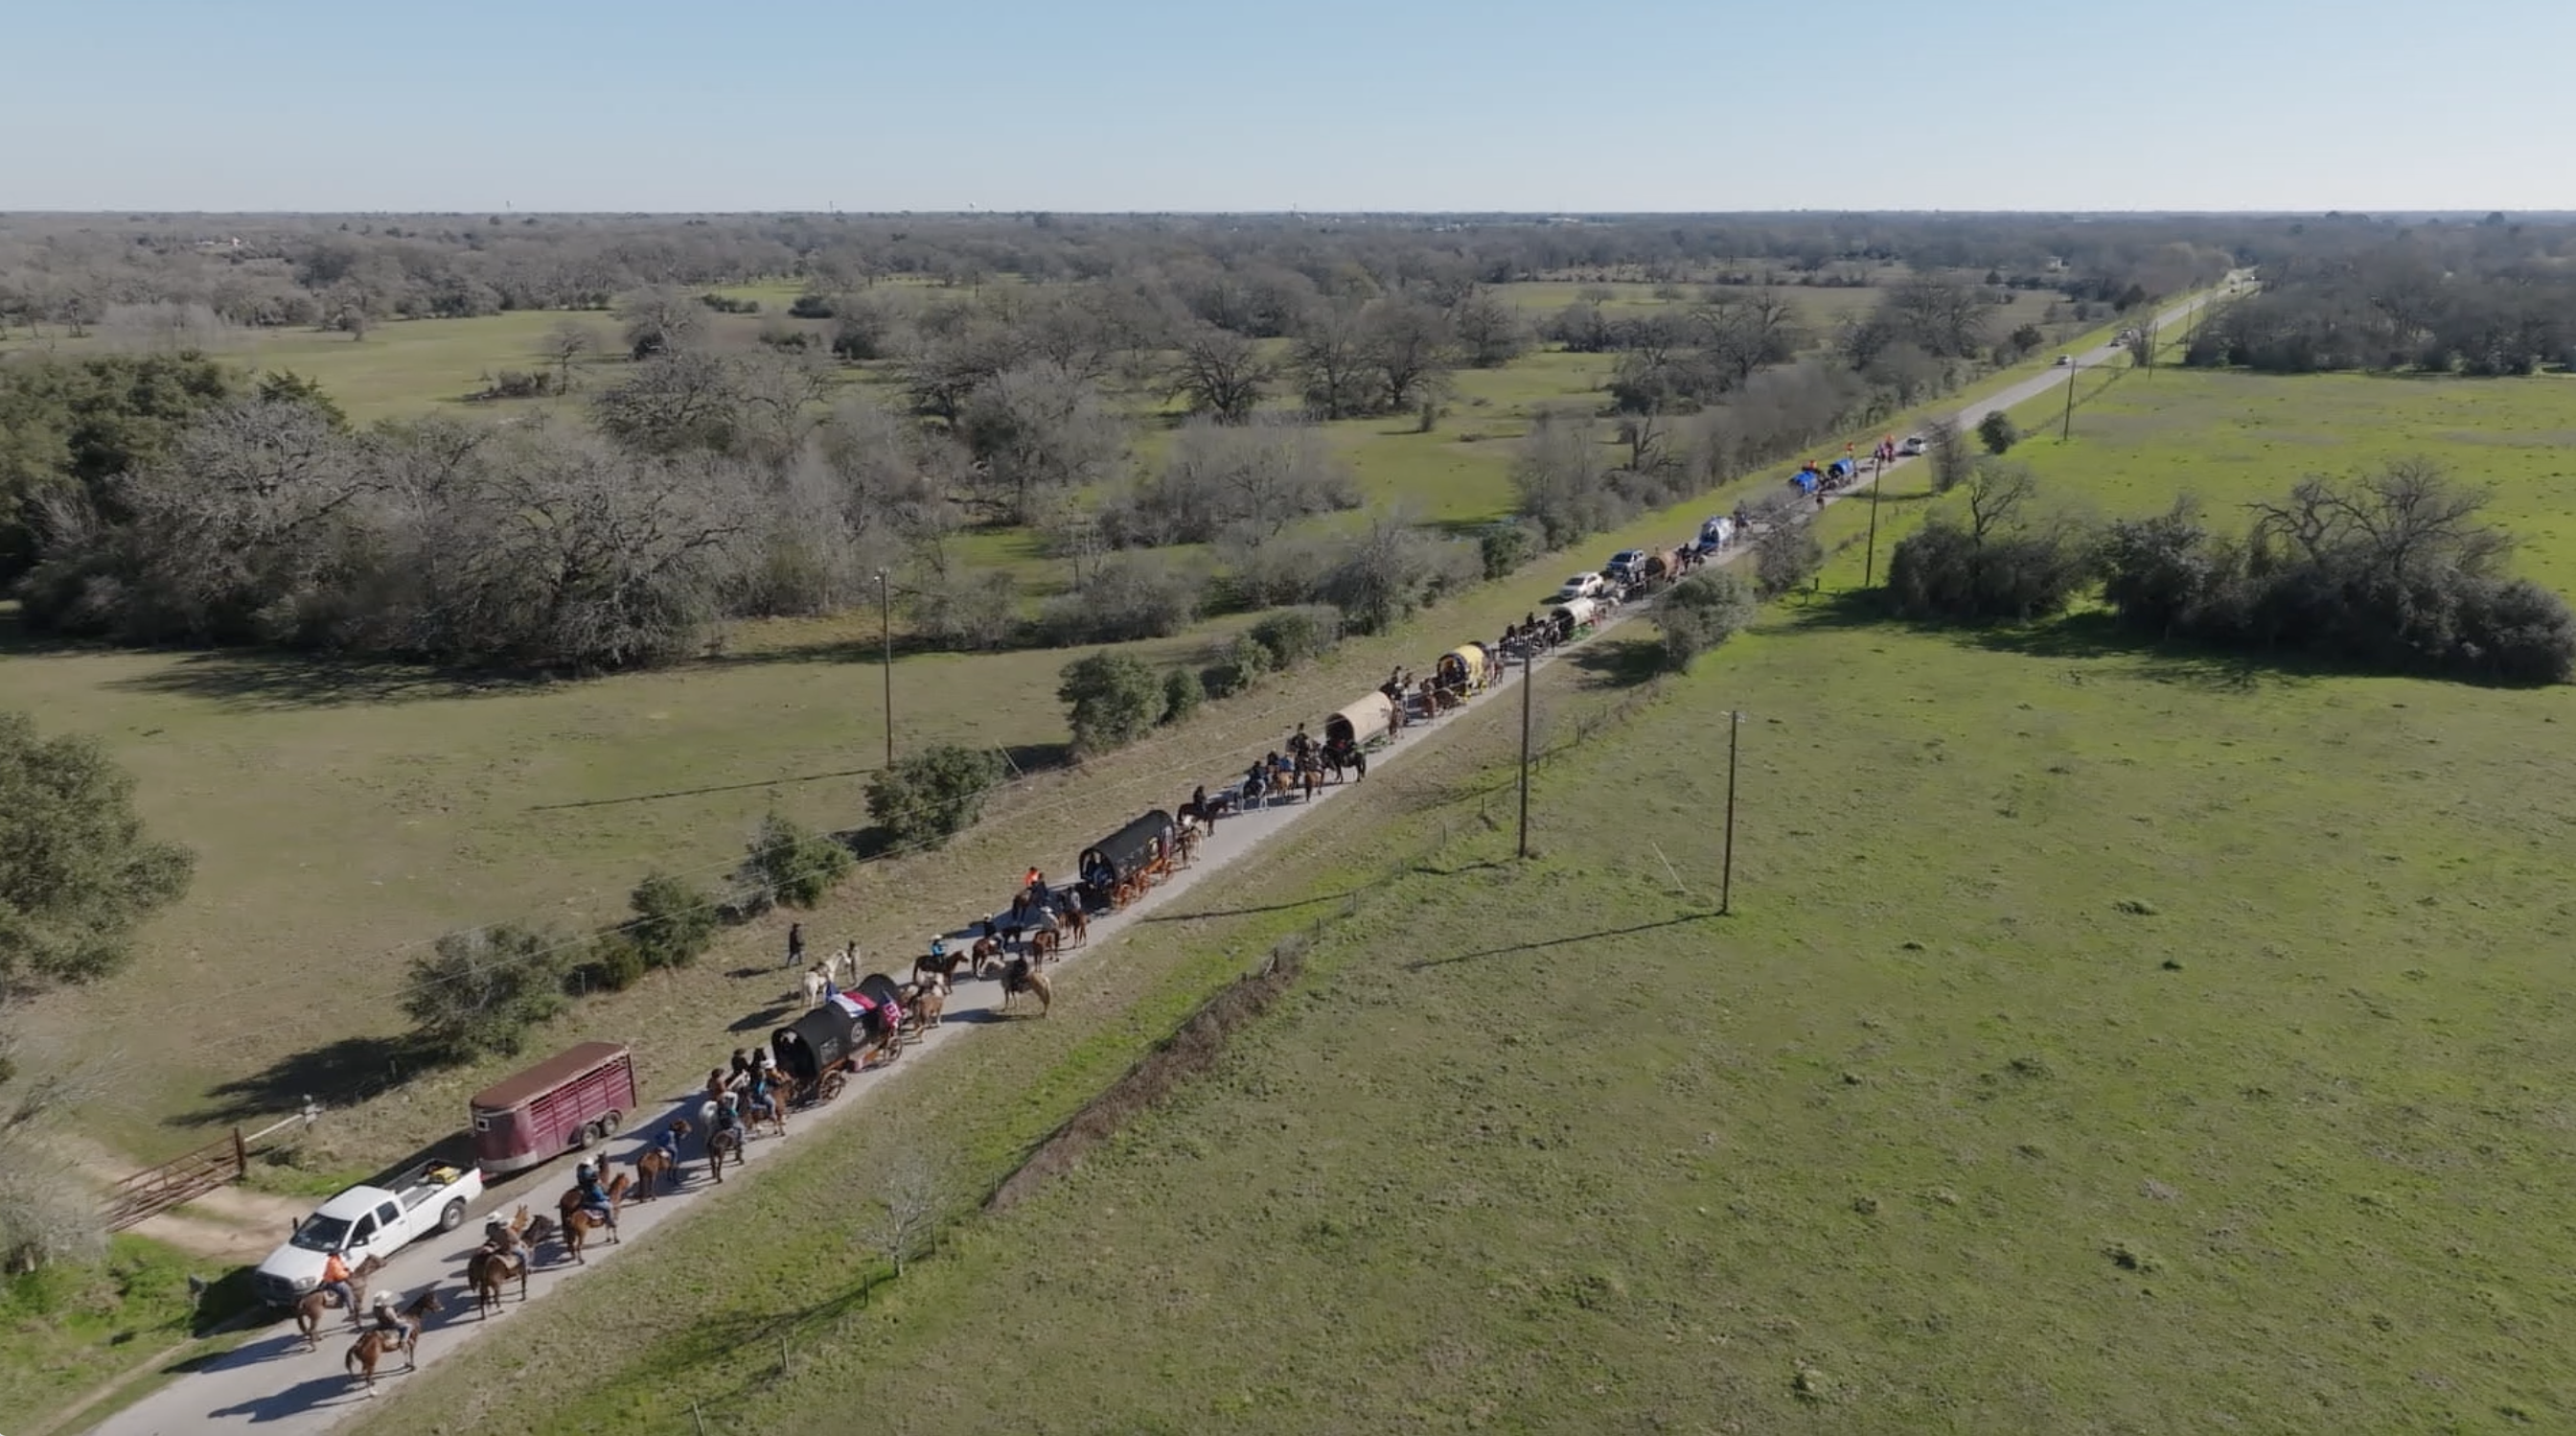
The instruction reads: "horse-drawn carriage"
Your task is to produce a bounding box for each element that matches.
[1078,810,1177,912]
[1323,691,1395,752]
[1432,643,1494,707]
[769,973,908,1106]
[1639,545,1691,590]
[1550,596,1604,641]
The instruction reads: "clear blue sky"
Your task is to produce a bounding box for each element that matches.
[7,0,2570,213]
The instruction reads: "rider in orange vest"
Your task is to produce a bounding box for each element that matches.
[320,1250,358,1324]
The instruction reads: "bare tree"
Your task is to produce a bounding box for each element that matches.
[592,351,748,455]
[1694,290,1805,385]
[1449,287,1531,368]
[861,1137,948,1280]
[614,286,703,360]
[953,361,1127,523]
[1111,418,1357,547]
[1360,297,1456,412]
[1964,459,2038,544]
[1287,304,1376,419]
[1925,415,1973,494]
[1166,323,1269,424]
[2250,458,2510,584]
[543,319,596,391]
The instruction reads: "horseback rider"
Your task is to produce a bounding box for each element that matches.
[575,1161,616,1232]
[319,1249,358,1325]
[1288,723,1312,761]
[710,1091,743,1145]
[369,1290,409,1341]
[652,1123,683,1174]
[744,1065,779,1127]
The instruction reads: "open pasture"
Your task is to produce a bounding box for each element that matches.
[342,528,2576,1435]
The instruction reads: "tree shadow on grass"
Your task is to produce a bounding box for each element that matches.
[104,650,544,712]
[1565,635,1666,689]
[170,1034,433,1130]
[1775,592,2317,694]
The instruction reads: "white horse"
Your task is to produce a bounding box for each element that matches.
[799,966,827,1008]
[829,944,856,989]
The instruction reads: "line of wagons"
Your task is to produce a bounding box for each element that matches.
[754,506,1764,1108]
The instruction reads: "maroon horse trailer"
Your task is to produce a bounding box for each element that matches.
[469,1042,638,1177]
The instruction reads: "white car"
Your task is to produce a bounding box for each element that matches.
[2054,355,2073,367]
[1898,435,1927,456]
[1552,573,1608,604]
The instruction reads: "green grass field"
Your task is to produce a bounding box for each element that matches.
[341,471,2576,1435]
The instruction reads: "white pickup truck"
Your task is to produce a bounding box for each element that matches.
[251,1159,483,1307]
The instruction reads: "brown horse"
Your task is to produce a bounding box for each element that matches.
[1175,823,1203,866]
[912,947,967,994]
[634,1121,689,1201]
[1028,928,1061,963]
[1060,903,1089,948]
[554,1171,631,1264]
[1002,959,1052,1017]
[901,981,947,1031]
[969,935,1004,979]
[465,1242,527,1319]
[292,1253,385,1350]
[344,1287,444,1395]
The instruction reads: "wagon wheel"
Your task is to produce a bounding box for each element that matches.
[817,1071,847,1102]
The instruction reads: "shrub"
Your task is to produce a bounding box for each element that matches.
[1039,553,1204,646]
[788,291,836,319]
[1754,524,1825,597]
[1162,666,1205,725]
[865,744,1004,852]
[905,570,1022,651]
[1057,651,1165,756]
[1925,415,1973,493]
[1247,605,1343,669]
[741,812,852,910]
[401,923,570,1061]
[1478,520,1541,579]
[1885,519,2097,621]
[699,293,761,314]
[1218,532,1336,610]
[1201,633,1274,699]
[1655,570,1759,672]
[572,933,648,994]
[1977,409,2019,454]
[627,870,720,970]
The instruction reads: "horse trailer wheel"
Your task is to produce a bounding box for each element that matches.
[569,1122,594,1150]
[439,1198,467,1233]
[599,1109,623,1137]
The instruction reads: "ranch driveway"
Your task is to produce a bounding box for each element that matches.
[80,288,2223,1436]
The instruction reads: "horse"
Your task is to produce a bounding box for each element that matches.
[291,1253,385,1350]
[1001,958,1052,1017]
[705,1124,745,1184]
[1028,928,1062,964]
[554,1171,631,1264]
[1174,820,1203,867]
[1298,756,1320,801]
[912,947,967,994]
[900,979,946,1031]
[465,1241,527,1319]
[635,1120,689,1200]
[344,1287,444,1395]
[969,935,1006,980]
[1058,902,1089,949]
[1267,766,1297,802]
[799,965,828,1008]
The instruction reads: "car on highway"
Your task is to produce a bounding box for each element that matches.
[2054,355,2073,367]
[1898,434,1927,456]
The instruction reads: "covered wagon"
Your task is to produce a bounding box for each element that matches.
[770,974,908,1105]
[1076,809,1177,911]
[1323,691,1396,751]
[1550,597,1603,640]
[1435,643,1493,696]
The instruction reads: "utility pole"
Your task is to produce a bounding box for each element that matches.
[1516,641,1534,860]
[873,571,894,769]
[1719,710,1741,915]
[1862,456,1885,587]
[2059,358,2079,443]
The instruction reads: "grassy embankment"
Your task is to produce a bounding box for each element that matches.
[340,363,2576,1432]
